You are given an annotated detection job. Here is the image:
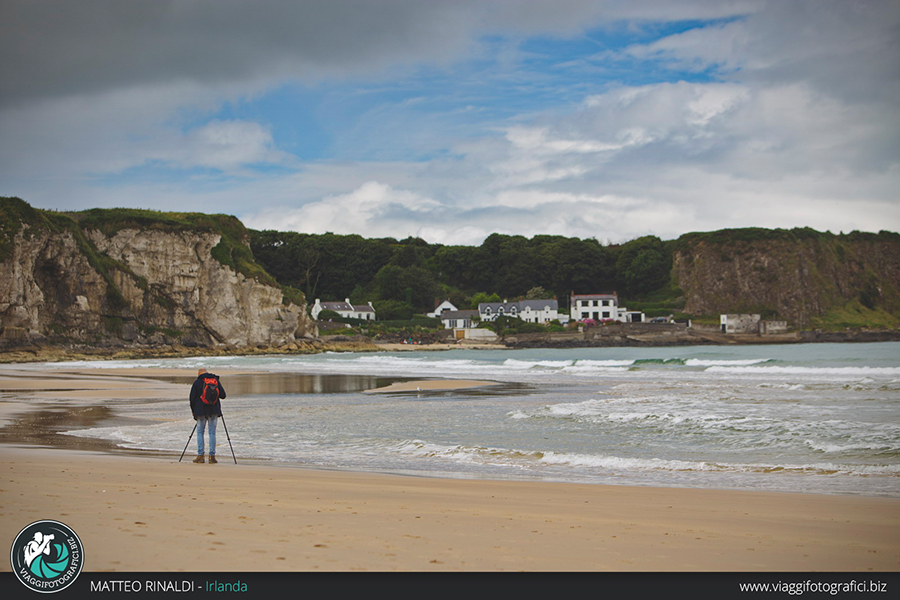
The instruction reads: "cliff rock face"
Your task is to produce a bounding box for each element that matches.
[671,232,900,328]
[0,201,317,348]
[1,226,107,339]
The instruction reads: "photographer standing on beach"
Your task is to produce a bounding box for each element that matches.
[189,368,226,464]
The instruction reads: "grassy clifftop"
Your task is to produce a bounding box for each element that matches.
[2,198,296,292]
[0,196,59,261]
[66,206,279,289]
[673,226,899,249]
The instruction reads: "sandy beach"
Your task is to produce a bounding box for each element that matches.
[1,367,898,572]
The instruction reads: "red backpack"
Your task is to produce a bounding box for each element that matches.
[200,376,220,405]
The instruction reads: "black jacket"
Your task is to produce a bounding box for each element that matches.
[190,373,226,419]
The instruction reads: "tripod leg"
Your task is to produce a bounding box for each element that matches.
[179,423,197,462]
[220,415,237,464]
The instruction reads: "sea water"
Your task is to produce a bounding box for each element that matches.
[51,342,900,496]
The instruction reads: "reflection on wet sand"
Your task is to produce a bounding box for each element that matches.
[0,405,143,454]
[147,372,413,395]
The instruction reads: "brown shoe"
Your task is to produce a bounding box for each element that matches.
[208,455,218,464]
[193,455,205,463]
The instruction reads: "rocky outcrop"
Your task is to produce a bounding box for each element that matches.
[671,231,900,328]
[0,199,317,349]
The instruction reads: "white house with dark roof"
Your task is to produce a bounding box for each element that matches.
[311,298,376,321]
[570,293,644,323]
[478,299,560,324]
[440,309,479,329]
[427,299,459,318]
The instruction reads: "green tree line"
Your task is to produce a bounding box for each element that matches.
[249,230,672,318]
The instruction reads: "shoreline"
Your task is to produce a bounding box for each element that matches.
[1,366,898,571]
[1,329,899,365]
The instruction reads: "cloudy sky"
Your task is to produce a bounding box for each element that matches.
[2,0,898,245]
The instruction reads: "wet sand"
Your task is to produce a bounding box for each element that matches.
[364,379,501,393]
[1,366,898,572]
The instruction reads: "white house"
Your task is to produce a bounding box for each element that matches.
[720,314,788,334]
[617,308,646,323]
[427,300,459,318]
[311,298,376,321]
[440,310,479,329]
[570,293,618,321]
[570,293,644,323]
[478,299,560,324]
[518,299,561,324]
[720,313,760,333]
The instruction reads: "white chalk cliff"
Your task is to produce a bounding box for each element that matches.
[0,201,316,348]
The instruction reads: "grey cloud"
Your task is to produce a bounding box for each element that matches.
[0,0,477,105]
[624,0,900,105]
[1,0,763,106]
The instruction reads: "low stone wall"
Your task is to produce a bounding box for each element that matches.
[504,323,698,348]
[588,322,688,336]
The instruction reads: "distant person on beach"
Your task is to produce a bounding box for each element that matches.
[189,368,226,464]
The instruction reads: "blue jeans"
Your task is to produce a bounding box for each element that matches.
[196,415,218,456]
